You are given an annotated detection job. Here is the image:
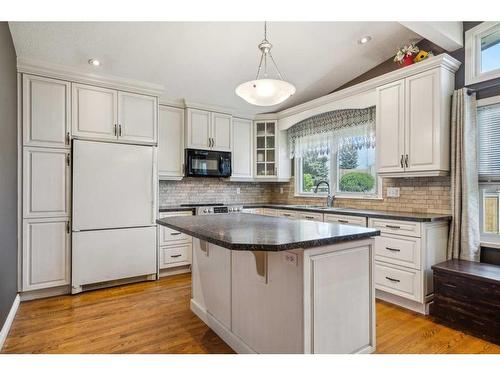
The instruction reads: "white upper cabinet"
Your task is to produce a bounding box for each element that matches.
[158,105,185,180]
[118,91,158,144]
[23,147,70,218]
[22,217,71,291]
[376,80,405,174]
[376,66,454,177]
[185,108,232,151]
[211,112,232,152]
[72,83,118,141]
[23,75,71,148]
[72,83,157,144]
[231,118,253,180]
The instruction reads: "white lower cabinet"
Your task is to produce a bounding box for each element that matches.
[262,208,278,216]
[277,210,300,219]
[323,213,367,227]
[298,212,324,221]
[369,218,449,314]
[22,217,71,291]
[158,211,193,272]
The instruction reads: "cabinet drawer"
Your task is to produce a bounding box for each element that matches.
[368,218,421,237]
[159,243,192,268]
[375,261,422,302]
[298,212,324,221]
[277,210,299,219]
[242,208,262,214]
[323,214,367,227]
[374,234,421,270]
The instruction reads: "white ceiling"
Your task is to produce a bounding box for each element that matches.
[9,22,420,115]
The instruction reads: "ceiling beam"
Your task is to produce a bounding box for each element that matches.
[399,22,463,51]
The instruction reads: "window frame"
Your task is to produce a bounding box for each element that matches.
[477,95,500,246]
[465,22,500,85]
[294,147,382,200]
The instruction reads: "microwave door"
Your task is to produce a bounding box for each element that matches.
[191,155,219,176]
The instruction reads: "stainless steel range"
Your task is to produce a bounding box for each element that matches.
[180,203,244,215]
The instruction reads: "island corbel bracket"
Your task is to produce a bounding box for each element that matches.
[250,251,268,284]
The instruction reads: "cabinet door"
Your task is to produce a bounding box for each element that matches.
[211,112,232,151]
[186,108,211,149]
[118,91,158,144]
[23,75,71,148]
[255,121,277,178]
[23,147,70,218]
[404,70,440,172]
[376,80,406,174]
[232,118,253,179]
[72,83,118,141]
[22,218,70,291]
[158,106,184,179]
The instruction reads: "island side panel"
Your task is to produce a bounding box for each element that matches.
[303,239,376,354]
[231,250,304,354]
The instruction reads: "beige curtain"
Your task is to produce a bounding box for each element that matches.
[447,88,481,261]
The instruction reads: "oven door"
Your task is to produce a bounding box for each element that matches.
[185,149,231,177]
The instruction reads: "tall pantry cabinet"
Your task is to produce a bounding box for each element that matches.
[21,74,72,291]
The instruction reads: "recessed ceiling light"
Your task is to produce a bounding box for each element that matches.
[358,36,372,45]
[88,58,100,66]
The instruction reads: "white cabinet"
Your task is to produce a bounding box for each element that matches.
[323,214,367,227]
[23,75,71,148]
[185,108,232,151]
[376,67,454,177]
[231,118,254,180]
[158,211,193,273]
[158,105,184,180]
[72,83,118,141]
[23,147,71,218]
[254,120,290,181]
[211,112,232,151]
[72,83,157,144]
[118,91,158,144]
[22,218,71,291]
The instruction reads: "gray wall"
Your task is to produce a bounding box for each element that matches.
[0,22,18,328]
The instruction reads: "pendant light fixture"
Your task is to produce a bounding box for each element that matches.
[235,22,296,106]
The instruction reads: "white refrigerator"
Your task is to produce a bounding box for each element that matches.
[71,140,157,293]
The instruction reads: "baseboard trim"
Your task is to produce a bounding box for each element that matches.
[20,285,70,301]
[376,289,430,315]
[0,294,20,351]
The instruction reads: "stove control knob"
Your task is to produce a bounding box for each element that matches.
[229,208,233,212]
[203,209,208,213]
[237,208,241,212]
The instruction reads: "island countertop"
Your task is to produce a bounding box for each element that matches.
[157,213,380,251]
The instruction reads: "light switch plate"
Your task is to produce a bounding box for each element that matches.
[284,251,298,266]
[387,187,400,198]
[280,187,284,194]
[236,187,241,194]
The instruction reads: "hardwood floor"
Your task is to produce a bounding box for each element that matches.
[2,273,499,354]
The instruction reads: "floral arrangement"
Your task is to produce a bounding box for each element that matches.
[394,43,420,66]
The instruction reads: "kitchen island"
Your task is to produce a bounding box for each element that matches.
[157,213,380,354]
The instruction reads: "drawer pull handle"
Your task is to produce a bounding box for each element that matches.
[170,232,182,236]
[305,216,315,219]
[386,225,401,229]
[385,276,400,283]
[170,254,182,258]
[338,219,349,224]
[385,247,401,252]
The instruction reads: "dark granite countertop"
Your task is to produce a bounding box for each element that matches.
[159,203,451,222]
[157,213,380,251]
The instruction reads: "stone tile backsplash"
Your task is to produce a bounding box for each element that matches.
[159,176,451,215]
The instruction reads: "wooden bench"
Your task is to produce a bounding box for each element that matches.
[431,260,500,344]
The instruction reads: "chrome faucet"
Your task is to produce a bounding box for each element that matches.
[314,181,335,208]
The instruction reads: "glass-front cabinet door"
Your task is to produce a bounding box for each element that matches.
[255,121,277,177]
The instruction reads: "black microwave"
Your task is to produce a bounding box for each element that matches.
[185,149,232,178]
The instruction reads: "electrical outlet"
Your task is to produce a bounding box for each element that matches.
[387,187,400,198]
[280,187,284,194]
[284,252,298,266]
[236,187,241,194]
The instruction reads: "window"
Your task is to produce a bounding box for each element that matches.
[478,95,500,244]
[296,140,380,199]
[465,22,500,85]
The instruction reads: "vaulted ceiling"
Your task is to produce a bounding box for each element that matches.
[9,22,420,115]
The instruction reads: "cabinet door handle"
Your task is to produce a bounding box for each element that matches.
[170,254,182,258]
[170,232,182,236]
[405,154,409,168]
[385,276,400,283]
[119,124,122,137]
[385,247,401,252]
[66,154,71,166]
[114,124,117,136]
[66,221,70,234]
[386,225,401,229]
[65,132,70,145]
[400,154,404,168]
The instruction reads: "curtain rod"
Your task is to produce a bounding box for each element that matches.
[467,81,500,95]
